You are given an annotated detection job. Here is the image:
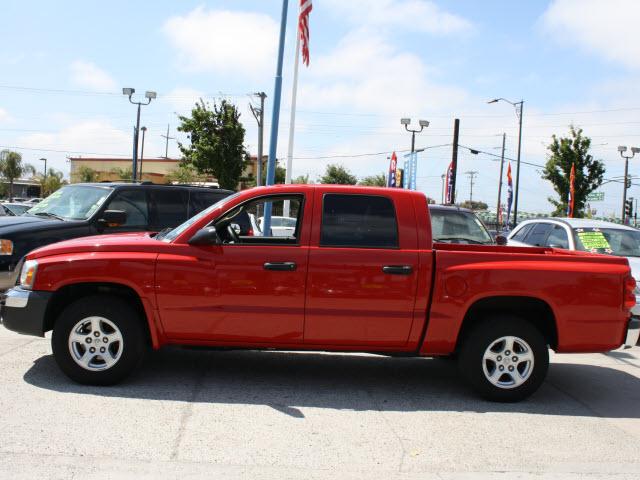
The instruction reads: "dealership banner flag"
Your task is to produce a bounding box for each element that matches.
[445,161,454,203]
[388,151,397,187]
[506,162,513,228]
[567,162,576,217]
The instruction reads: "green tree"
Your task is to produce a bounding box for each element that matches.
[359,173,387,187]
[37,168,66,197]
[110,167,133,181]
[0,150,36,201]
[165,162,207,184]
[459,200,488,211]
[292,174,310,184]
[319,164,357,185]
[75,165,99,183]
[542,126,605,216]
[244,161,286,188]
[178,99,248,190]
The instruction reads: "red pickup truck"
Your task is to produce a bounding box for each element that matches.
[2,185,638,401]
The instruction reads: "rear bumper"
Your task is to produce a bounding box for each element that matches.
[0,287,52,337]
[624,316,640,348]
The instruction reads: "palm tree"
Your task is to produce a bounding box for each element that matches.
[0,150,36,201]
[37,168,66,197]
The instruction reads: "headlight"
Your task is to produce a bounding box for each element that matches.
[19,260,38,290]
[0,239,13,255]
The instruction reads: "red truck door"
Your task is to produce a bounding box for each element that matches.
[155,194,311,343]
[304,190,421,347]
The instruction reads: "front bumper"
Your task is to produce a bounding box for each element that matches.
[0,287,52,337]
[624,316,640,349]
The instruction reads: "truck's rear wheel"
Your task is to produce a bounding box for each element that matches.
[52,295,146,385]
[458,316,549,402]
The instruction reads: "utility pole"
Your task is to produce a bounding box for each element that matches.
[496,133,506,230]
[465,171,478,203]
[250,92,267,186]
[450,118,460,204]
[161,124,175,159]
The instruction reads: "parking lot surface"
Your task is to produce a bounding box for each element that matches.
[1,325,639,480]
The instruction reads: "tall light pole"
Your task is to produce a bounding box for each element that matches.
[250,92,267,186]
[496,133,506,230]
[400,118,429,190]
[123,88,156,181]
[619,145,640,223]
[488,98,523,225]
[139,126,147,180]
[39,158,47,179]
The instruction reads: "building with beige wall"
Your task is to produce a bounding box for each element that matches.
[69,156,265,189]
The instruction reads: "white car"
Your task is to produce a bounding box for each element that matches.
[508,217,640,314]
[257,216,297,237]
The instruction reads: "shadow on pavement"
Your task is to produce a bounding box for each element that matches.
[23,347,640,419]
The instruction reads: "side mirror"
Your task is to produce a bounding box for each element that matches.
[98,209,127,227]
[495,234,507,246]
[188,226,222,246]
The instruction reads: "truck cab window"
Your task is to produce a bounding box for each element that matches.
[215,195,302,245]
[320,194,398,248]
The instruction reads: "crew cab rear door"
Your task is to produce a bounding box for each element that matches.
[304,190,421,347]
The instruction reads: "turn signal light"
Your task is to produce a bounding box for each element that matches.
[19,260,38,290]
[624,275,636,310]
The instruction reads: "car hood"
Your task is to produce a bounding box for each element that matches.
[0,214,85,235]
[27,232,160,259]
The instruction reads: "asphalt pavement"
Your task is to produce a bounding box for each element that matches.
[1,325,639,480]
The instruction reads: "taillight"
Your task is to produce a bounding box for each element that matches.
[248,228,254,236]
[624,275,636,310]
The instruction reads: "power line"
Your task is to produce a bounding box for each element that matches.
[292,143,451,160]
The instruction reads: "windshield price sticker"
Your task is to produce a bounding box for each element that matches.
[577,230,611,250]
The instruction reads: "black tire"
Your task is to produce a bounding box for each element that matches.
[51,295,147,385]
[458,315,549,402]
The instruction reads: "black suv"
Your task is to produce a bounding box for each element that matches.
[0,182,233,290]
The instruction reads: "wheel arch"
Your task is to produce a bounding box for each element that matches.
[43,282,156,348]
[456,296,558,351]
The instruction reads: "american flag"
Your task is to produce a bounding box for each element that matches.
[388,152,397,187]
[299,0,313,66]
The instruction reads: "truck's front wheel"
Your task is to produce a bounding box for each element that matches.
[458,316,549,402]
[52,295,146,385]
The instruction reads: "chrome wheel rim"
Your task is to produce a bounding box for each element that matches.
[482,335,534,389]
[68,316,124,371]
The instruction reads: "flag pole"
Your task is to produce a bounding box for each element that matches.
[284,20,301,218]
[263,0,289,236]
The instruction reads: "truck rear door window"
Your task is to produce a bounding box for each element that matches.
[320,194,398,248]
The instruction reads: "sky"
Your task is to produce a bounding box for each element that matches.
[1,0,640,215]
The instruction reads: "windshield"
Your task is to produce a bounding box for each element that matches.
[161,191,242,242]
[27,185,112,220]
[573,227,640,257]
[430,209,493,244]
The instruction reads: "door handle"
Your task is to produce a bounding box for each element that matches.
[382,265,413,275]
[264,262,297,271]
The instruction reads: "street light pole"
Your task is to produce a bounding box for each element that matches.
[139,126,147,180]
[123,88,156,181]
[39,158,47,179]
[619,146,640,223]
[496,133,506,230]
[400,118,429,190]
[488,98,524,225]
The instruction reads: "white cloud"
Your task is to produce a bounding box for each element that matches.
[163,7,278,77]
[298,29,468,116]
[0,107,12,124]
[324,0,472,35]
[70,60,118,91]
[541,0,640,70]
